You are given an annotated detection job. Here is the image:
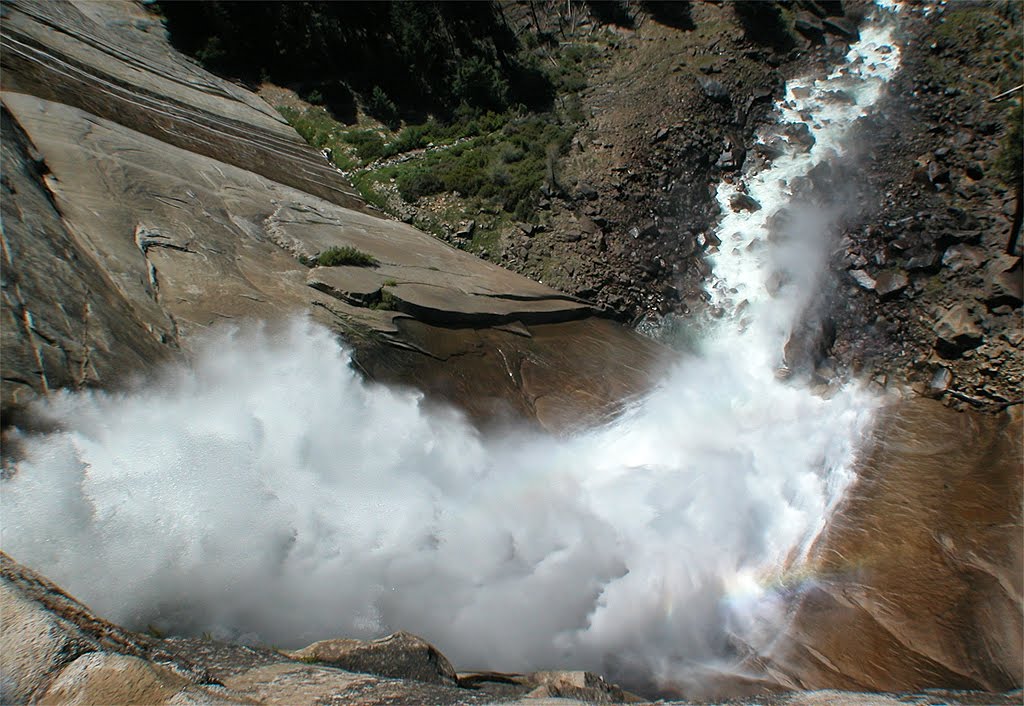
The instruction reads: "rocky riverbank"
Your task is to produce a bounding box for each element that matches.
[822,1,1022,411]
[3,547,1022,705]
[328,0,1021,416]
[362,1,877,325]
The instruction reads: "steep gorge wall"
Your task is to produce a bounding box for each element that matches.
[0,0,666,432]
[1,2,1020,702]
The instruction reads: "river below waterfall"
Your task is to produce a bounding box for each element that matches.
[0,3,921,696]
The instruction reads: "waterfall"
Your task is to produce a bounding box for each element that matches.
[0,4,901,694]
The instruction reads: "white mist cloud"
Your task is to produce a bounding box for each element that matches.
[0,6,900,693]
[0,317,877,689]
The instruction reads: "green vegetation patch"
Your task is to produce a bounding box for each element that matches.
[391,115,573,221]
[280,105,576,224]
[372,288,400,311]
[315,246,379,267]
[257,3,613,237]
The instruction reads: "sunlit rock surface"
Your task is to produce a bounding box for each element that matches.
[0,0,665,432]
[3,550,1022,705]
[0,1,1020,704]
[768,398,1023,693]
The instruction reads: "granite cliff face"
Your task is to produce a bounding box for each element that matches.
[0,0,665,433]
[0,2,1021,705]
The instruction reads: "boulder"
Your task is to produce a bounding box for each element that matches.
[698,77,731,103]
[926,160,951,185]
[783,122,816,152]
[794,12,826,40]
[985,255,1023,306]
[873,270,909,298]
[929,366,953,395]
[729,192,762,213]
[851,270,876,291]
[523,671,644,703]
[754,138,786,162]
[288,632,457,686]
[822,16,859,40]
[0,552,216,704]
[821,89,856,105]
[934,304,984,357]
[942,244,985,272]
[906,252,942,272]
[37,653,214,706]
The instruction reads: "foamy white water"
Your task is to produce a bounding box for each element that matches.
[0,6,900,692]
[708,20,901,372]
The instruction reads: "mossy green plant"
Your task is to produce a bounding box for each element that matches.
[372,288,400,311]
[315,246,379,268]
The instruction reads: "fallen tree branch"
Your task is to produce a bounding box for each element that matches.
[989,84,1023,102]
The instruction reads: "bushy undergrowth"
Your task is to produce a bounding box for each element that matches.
[391,116,573,221]
[315,246,378,267]
[280,104,575,222]
[230,0,616,234]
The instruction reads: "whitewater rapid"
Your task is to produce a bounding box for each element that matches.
[0,7,900,692]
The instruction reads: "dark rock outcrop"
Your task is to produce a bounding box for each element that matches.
[289,632,458,686]
[822,2,1022,410]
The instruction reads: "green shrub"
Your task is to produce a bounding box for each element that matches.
[342,130,386,162]
[372,289,400,310]
[396,169,445,201]
[453,56,510,112]
[366,86,400,129]
[315,246,379,267]
[350,173,389,210]
[278,106,336,149]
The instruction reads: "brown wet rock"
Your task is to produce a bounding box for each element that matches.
[754,398,1023,692]
[730,192,763,213]
[872,270,909,299]
[288,631,458,686]
[358,317,669,434]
